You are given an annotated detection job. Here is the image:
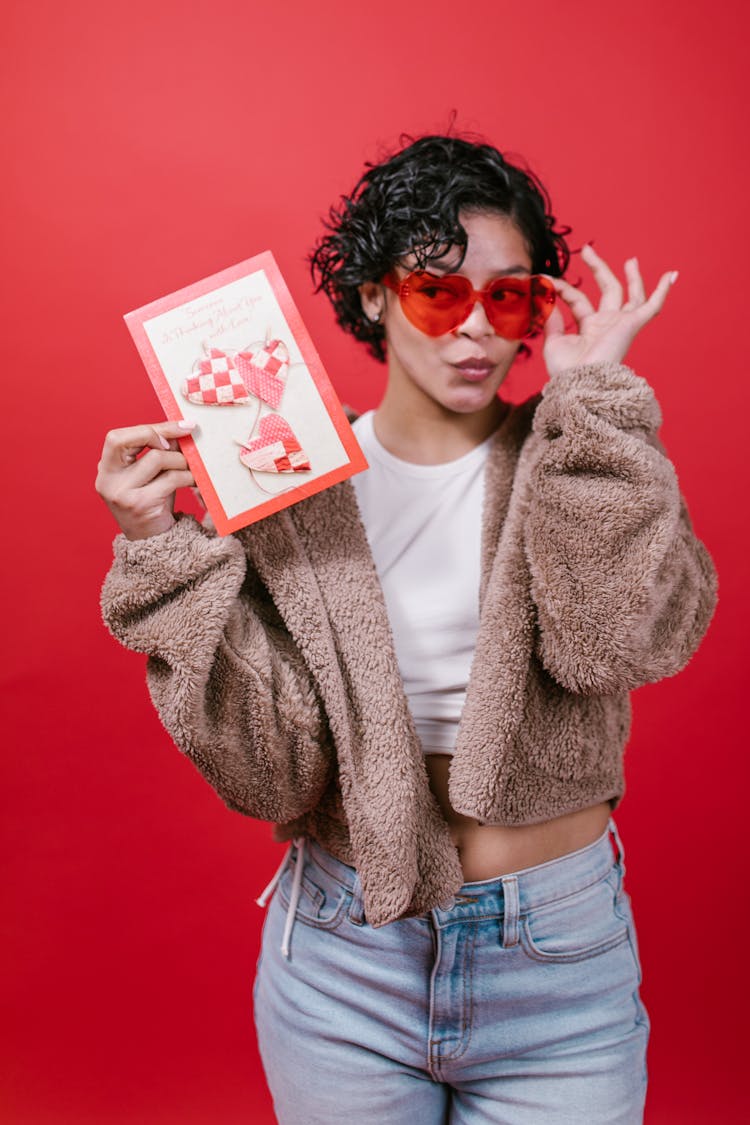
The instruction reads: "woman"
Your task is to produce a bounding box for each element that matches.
[97,135,718,1123]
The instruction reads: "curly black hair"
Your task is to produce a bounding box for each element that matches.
[309,133,572,362]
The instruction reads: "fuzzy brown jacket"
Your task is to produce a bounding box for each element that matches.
[101,363,718,927]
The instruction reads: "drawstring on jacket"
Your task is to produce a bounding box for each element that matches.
[256,837,306,959]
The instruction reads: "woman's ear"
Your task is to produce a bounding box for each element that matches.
[359,281,385,324]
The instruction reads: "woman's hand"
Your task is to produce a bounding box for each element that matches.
[95,420,197,541]
[542,245,678,378]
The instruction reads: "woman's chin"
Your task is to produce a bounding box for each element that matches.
[443,380,506,415]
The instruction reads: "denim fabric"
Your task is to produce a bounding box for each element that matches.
[253,821,649,1124]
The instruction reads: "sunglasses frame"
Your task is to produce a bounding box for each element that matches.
[382,270,556,340]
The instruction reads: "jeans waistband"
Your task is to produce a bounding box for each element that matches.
[257,818,626,956]
[308,819,623,920]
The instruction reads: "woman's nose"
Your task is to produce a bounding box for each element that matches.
[453,298,494,338]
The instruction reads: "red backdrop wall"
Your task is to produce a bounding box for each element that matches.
[2,1,747,1121]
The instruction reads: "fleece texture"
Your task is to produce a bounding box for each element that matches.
[101,363,718,927]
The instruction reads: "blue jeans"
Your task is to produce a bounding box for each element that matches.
[253,820,649,1124]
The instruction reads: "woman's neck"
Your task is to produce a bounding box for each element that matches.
[373,383,508,465]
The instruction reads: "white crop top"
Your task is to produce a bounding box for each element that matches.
[350,411,489,755]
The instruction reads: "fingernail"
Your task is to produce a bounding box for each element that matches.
[177,419,197,430]
[159,435,170,450]
[670,270,679,284]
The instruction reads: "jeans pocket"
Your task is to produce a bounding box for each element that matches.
[520,870,629,963]
[276,858,350,932]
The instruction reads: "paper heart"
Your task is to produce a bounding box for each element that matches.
[236,339,290,409]
[239,415,311,474]
[181,348,252,406]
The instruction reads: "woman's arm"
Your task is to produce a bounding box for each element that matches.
[97,425,333,822]
[522,248,717,694]
[523,362,718,695]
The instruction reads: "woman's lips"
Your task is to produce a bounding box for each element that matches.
[452,358,495,382]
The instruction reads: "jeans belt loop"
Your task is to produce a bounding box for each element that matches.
[500,874,520,948]
[608,816,627,882]
[348,878,366,926]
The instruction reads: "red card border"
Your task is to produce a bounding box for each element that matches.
[124,251,368,535]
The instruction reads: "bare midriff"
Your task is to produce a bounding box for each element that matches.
[425,754,612,881]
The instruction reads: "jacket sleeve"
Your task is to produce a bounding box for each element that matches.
[100,514,334,820]
[523,362,718,695]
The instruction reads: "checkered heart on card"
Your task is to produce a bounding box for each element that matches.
[235,339,290,409]
[181,347,252,405]
[238,415,311,473]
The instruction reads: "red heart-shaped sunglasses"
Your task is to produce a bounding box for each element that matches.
[382,271,556,339]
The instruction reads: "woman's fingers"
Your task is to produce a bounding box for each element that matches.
[547,276,596,323]
[622,257,647,309]
[99,420,196,473]
[124,448,191,489]
[580,244,623,310]
[96,420,198,539]
[549,255,677,328]
[636,270,678,323]
[542,252,678,375]
[542,304,567,339]
[105,469,196,541]
[130,468,196,506]
[99,425,168,473]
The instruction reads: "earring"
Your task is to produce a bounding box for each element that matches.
[368,310,382,324]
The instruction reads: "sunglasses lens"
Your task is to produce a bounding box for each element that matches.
[391,272,556,339]
[529,276,556,333]
[485,277,556,339]
[485,280,531,339]
[399,273,471,336]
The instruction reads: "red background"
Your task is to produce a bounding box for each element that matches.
[2,1,747,1122]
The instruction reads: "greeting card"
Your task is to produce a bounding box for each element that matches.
[124,252,367,535]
